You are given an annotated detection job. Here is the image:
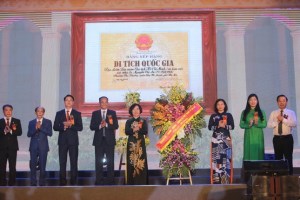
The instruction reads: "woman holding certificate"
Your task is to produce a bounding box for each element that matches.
[125,103,148,185]
[240,93,267,160]
[208,99,234,184]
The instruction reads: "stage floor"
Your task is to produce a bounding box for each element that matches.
[0,184,247,200]
[1,169,300,200]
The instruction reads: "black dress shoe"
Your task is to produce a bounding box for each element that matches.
[8,182,15,186]
[59,180,67,186]
[0,181,7,186]
[70,180,77,186]
[105,179,115,185]
[95,180,104,185]
[95,178,104,185]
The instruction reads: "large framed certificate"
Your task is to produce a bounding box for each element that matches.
[72,10,216,117]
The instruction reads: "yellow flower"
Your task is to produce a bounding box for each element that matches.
[125,91,141,108]
[115,137,128,154]
[145,137,150,146]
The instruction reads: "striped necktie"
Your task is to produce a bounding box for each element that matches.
[278,110,283,135]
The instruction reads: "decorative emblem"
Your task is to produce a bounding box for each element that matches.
[135,34,153,50]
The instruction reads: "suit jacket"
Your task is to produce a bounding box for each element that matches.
[90,109,119,146]
[27,118,53,152]
[0,117,22,151]
[53,109,83,146]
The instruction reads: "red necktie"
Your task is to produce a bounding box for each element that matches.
[6,118,9,126]
[66,110,70,121]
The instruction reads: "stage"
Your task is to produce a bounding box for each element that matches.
[0,184,247,200]
[0,169,248,200]
[0,168,299,200]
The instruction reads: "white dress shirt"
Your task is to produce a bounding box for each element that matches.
[65,108,72,115]
[267,108,297,136]
[101,109,107,119]
[36,118,43,125]
[4,117,11,125]
[3,116,12,134]
[100,109,108,129]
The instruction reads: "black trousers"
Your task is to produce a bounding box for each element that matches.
[273,134,294,175]
[95,138,115,184]
[58,145,78,185]
[0,149,17,186]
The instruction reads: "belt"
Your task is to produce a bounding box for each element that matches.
[274,134,292,138]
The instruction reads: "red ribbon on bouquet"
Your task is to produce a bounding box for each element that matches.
[156,103,203,151]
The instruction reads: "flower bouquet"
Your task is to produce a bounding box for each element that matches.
[150,84,206,178]
[160,139,199,177]
[125,91,141,108]
[115,137,128,154]
[115,136,150,155]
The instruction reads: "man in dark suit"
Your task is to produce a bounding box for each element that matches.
[90,96,119,185]
[27,106,53,186]
[53,94,83,186]
[0,104,22,186]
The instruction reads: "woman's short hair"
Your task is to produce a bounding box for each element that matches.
[129,103,143,116]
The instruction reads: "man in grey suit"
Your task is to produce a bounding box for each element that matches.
[90,96,119,185]
[27,106,53,186]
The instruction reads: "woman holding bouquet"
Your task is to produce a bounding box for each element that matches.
[125,103,148,185]
[239,93,267,161]
[208,99,234,184]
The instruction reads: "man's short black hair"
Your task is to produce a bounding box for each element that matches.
[99,96,108,102]
[277,94,288,102]
[2,104,13,111]
[64,94,75,101]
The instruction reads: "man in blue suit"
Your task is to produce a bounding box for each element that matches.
[53,94,83,186]
[90,96,119,185]
[27,106,53,186]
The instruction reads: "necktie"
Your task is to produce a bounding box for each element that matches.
[102,111,106,120]
[278,110,283,135]
[36,120,41,132]
[6,118,9,127]
[102,111,106,137]
[66,110,70,121]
